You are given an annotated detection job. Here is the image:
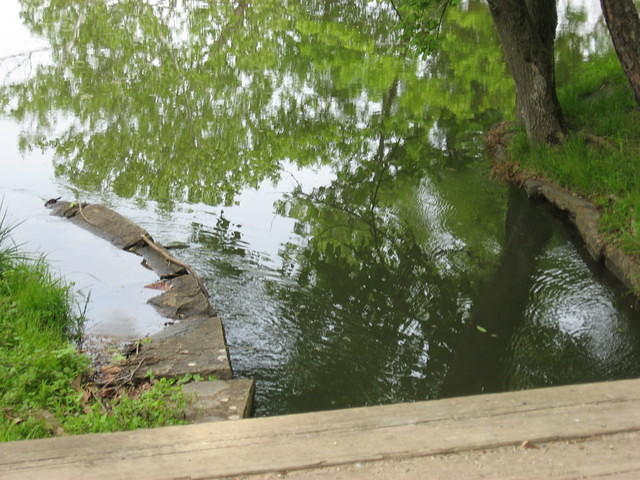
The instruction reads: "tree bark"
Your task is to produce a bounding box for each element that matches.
[487,0,565,144]
[601,0,640,108]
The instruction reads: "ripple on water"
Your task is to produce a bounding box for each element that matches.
[510,242,640,389]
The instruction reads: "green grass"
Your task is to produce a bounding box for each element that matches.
[509,53,640,256]
[0,215,188,442]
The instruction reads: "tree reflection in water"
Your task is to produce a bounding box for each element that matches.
[3,0,639,414]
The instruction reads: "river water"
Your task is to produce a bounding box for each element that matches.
[1,0,638,416]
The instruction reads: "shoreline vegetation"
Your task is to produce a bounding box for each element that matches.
[488,51,640,296]
[0,215,188,442]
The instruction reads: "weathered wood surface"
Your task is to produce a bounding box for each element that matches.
[244,431,640,479]
[2,378,640,480]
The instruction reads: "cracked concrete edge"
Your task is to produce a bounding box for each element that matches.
[50,202,151,249]
[147,274,214,319]
[129,316,233,381]
[517,174,638,294]
[487,132,640,295]
[46,200,252,420]
[54,202,209,291]
[48,200,215,314]
[182,379,255,422]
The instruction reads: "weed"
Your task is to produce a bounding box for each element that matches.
[0,214,188,442]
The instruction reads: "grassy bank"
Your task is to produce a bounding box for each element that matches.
[509,52,640,257]
[0,217,187,442]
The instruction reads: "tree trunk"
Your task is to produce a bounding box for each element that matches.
[487,0,565,144]
[601,0,640,107]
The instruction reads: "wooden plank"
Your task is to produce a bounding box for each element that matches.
[2,379,640,480]
[243,431,640,479]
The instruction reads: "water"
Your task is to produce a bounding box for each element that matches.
[1,0,638,416]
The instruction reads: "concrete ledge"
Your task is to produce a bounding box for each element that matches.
[520,175,640,293]
[147,274,212,319]
[487,127,640,294]
[127,316,232,380]
[45,199,246,417]
[183,379,255,422]
[2,378,640,479]
[52,202,150,249]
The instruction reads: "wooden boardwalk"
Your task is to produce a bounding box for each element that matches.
[2,378,640,479]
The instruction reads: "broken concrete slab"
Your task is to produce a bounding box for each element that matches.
[183,379,255,422]
[47,199,212,315]
[148,274,213,319]
[45,199,253,421]
[126,316,232,381]
[50,201,151,249]
[131,245,186,277]
[48,200,85,218]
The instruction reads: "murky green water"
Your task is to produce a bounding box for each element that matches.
[1,0,638,416]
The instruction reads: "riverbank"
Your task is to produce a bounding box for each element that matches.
[1,199,259,441]
[0,217,189,441]
[488,52,640,296]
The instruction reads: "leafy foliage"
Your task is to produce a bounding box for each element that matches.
[392,0,458,51]
[3,0,510,209]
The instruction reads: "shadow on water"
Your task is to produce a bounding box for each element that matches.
[441,188,553,397]
[443,187,640,398]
